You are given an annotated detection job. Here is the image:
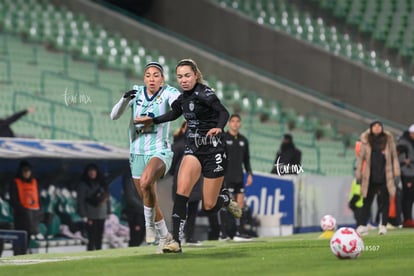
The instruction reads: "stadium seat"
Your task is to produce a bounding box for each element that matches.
[0,0,362,175]
[213,0,414,86]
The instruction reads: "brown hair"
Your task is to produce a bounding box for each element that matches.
[176,58,204,84]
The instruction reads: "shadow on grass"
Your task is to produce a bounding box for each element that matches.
[138,250,248,260]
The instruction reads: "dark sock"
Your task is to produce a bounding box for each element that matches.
[220,191,230,206]
[172,194,189,243]
[218,209,228,237]
[235,218,242,235]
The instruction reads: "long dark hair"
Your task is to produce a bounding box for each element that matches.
[368,132,387,151]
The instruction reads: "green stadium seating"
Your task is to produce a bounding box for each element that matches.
[214,0,414,85]
[0,0,357,176]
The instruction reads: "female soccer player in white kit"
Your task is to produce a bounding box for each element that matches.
[110,62,180,253]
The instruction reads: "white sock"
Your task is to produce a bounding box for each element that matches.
[155,219,169,238]
[144,206,155,228]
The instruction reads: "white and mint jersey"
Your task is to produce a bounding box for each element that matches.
[128,85,180,155]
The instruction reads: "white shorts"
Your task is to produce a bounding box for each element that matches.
[130,149,173,179]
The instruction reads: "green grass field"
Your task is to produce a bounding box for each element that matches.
[1,228,413,275]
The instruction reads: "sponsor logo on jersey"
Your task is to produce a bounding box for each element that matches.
[213,165,224,172]
[205,89,214,97]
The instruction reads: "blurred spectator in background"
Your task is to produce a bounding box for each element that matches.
[121,174,145,247]
[76,163,110,251]
[170,121,203,246]
[348,177,364,227]
[271,134,302,175]
[0,197,14,257]
[397,124,414,228]
[355,121,400,235]
[0,107,35,137]
[9,160,42,255]
[221,114,254,241]
[104,213,129,248]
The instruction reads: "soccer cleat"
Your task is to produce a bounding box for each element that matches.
[184,239,203,246]
[157,232,172,254]
[219,233,231,241]
[162,239,182,253]
[146,226,157,244]
[226,200,242,218]
[386,223,396,230]
[221,189,242,218]
[356,225,368,236]
[403,219,414,228]
[378,225,387,235]
[219,236,231,241]
[233,233,253,242]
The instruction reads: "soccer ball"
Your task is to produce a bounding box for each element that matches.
[330,227,364,259]
[320,214,336,231]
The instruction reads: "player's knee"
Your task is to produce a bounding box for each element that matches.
[202,202,216,212]
[139,176,152,192]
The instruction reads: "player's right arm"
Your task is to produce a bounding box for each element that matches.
[110,89,136,120]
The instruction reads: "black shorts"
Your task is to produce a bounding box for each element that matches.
[188,151,227,178]
[223,181,245,195]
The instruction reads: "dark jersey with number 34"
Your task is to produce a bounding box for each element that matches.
[153,83,229,155]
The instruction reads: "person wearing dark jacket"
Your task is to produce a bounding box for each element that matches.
[221,114,254,241]
[397,124,414,227]
[77,163,110,251]
[9,160,42,255]
[271,134,302,175]
[122,173,145,247]
[355,121,400,235]
[0,108,35,137]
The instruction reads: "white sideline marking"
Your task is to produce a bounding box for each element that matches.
[0,256,98,266]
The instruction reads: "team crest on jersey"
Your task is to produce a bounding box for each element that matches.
[155,95,163,104]
[189,101,194,111]
[239,141,245,147]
